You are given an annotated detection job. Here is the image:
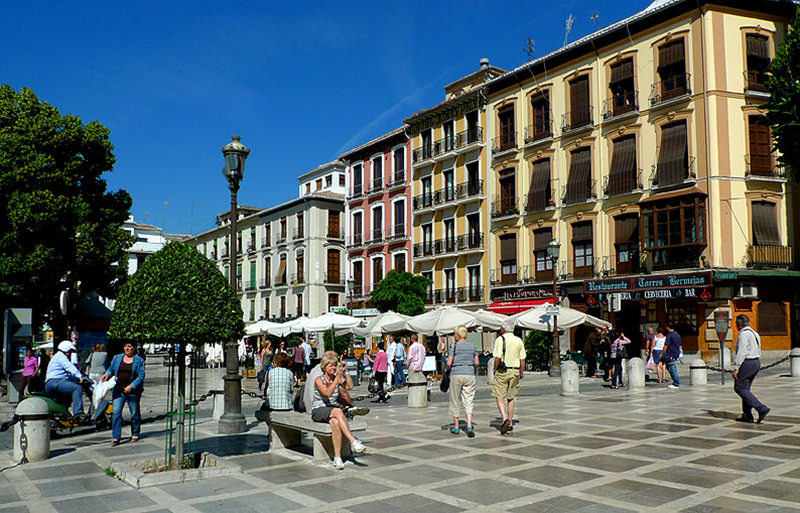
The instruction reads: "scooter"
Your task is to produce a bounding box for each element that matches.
[25,378,112,433]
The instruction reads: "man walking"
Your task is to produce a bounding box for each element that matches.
[583,328,601,378]
[662,323,682,388]
[406,334,426,376]
[392,336,407,385]
[732,314,770,423]
[301,338,312,378]
[492,326,526,435]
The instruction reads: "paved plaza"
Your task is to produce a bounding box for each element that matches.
[0,358,799,512]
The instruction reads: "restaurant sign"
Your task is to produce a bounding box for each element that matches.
[584,272,714,302]
[491,286,559,302]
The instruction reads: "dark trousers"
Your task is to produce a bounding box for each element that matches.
[375,371,388,401]
[734,359,766,419]
[585,355,597,377]
[611,358,624,387]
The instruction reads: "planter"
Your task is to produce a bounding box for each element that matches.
[110,453,242,489]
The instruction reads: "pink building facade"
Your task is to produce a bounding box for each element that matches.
[340,128,412,309]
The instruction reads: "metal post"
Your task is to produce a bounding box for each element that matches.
[550,263,560,377]
[718,332,725,386]
[714,311,729,387]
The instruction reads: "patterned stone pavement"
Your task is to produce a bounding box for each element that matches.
[1,360,799,512]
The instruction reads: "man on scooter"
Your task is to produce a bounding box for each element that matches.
[45,341,87,418]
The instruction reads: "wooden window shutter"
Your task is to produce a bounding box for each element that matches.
[572,221,592,242]
[656,121,688,186]
[534,228,553,251]
[607,135,637,195]
[500,234,517,261]
[565,147,592,203]
[527,159,551,212]
[609,59,634,84]
[658,39,685,67]
[752,202,780,246]
[614,215,639,244]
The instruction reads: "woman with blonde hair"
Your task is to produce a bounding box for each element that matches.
[445,326,479,437]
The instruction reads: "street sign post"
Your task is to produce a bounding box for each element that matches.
[714,311,730,385]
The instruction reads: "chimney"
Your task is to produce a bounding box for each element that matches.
[480,58,490,69]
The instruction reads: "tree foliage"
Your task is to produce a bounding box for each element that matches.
[524,329,552,372]
[109,242,244,345]
[765,7,800,181]
[0,85,134,330]
[369,271,432,316]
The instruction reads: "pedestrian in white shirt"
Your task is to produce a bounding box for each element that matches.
[732,314,769,423]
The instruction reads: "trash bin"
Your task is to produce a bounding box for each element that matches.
[345,358,360,386]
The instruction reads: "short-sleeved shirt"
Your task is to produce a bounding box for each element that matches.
[449,341,477,376]
[293,345,305,364]
[267,367,294,410]
[492,334,526,368]
[664,331,682,359]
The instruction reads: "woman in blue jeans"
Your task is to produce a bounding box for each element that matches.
[101,341,146,445]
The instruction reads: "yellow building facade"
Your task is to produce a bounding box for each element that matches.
[485,0,798,354]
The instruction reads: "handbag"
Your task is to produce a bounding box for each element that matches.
[496,336,508,372]
[367,376,379,394]
[440,342,457,392]
[646,356,655,371]
[617,345,628,359]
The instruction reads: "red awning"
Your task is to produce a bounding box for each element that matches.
[488,299,552,315]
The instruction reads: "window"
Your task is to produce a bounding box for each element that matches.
[498,106,515,151]
[277,255,287,285]
[466,110,480,144]
[499,234,517,284]
[745,34,770,92]
[328,211,340,238]
[372,206,383,242]
[280,218,287,241]
[615,215,640,275]
[443,219,455,252]
[497,171,516,216]
[666,300,698,335]
[641,195,706,270]
[264,224,271,246]
[249,299,255,321]
[422,271,434,303]
[657,39,687,101]
[421,129,432,159]
[264,257,271,287]
[748,116,772,176]
[572,222,594,278]
[443,169,455,201]
[249,228,256,251]
[758,302,787,335]
[353,164,363,195]
[565,147,592,204]
[526,158,551,212]
[443,120,455,151]
[393,200,405,237]
[422,223,433,255]
[420,176,433,208]
[264,297,270,318]
[352,260,363,295]
[608,59,636,117]
[468,266,481,301]
[467,214,481,248]
[393,252,406,272]
[533,228,553,281]
[352,212,363,245]
[607,135,638,195]
[339,173,345,186]
[297,293,303,316]
[655,121,689,186]
[751,202,780,246]
[568,75,591,129]
[328,294,338,310]
[249,261,256,290]
[466,161,480,195]
[530,91,551,142]
[315,178,322,190]
[237,232,242,254]
[444,268,456,302]
[296,212,304,238]
[325,174,332,187]
[280,296,286,318]
[372,257,384,284]
[305,183,311,194]
[327,249,340,283]
[296,253,304,283]
[393,148,405,182]
[371,156,383,190]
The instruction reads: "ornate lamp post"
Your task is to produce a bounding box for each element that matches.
[547,239,561,377]
[219,135,249,434]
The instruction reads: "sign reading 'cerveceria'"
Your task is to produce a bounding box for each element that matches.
[584,272,712,293]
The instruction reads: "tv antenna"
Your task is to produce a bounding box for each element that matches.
[564,14,575,46]
[523,37,535,60]
[590,11,600,29]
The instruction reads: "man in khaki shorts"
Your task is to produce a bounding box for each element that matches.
[492,325,526,435]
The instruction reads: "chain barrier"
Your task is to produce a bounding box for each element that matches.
[706,353,791,374]
[352,381,410,402]
[18,420,28,464]
[0,415,20,433]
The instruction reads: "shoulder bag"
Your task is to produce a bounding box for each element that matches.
[496,336,508,372]
[440,342,457,392]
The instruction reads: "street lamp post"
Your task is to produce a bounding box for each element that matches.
[219,135,250,434]
[347,277,355,314]
[547,239,561,377]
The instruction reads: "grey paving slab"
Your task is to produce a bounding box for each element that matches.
[391,443,463,459]
[782,467,800,479]
[249,462,334,484]
[642,465,742,488]
[737,479,800,501]
[432,477,540,506]
[192,491,303,513]
[50,490,155,513]
[660,435,735,449]
[732,444,800,460]
[0,485,20,504]
[0,507,28,513]
[585,478,695,506]
[508,443,575,460]
[518,496,636,513]
[506,464,603,487]
[681,496,799,512]
[689,453,784,473]
[373,463,469,487]
[156,476,251,501]
[557,436,628,450]
[21,461,105,481]
[445,453,529,472]
[36,475,128,498]
[294,477,388,502]
[346,493,465,513]
[618,443,694,460]
[563,454,651,473]
[225,451,294,470]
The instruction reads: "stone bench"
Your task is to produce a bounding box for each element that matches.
[255,409,367,463]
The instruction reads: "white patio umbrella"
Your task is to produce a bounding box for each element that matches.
[303,312,362,332]
[265,316,311,337]
[244,319,282,336]
[505,304,611,332]
[351,311,411,337]
[471,309,508,332]
[390,306,481,336]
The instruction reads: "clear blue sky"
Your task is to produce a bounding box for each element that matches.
[3,0,646,234]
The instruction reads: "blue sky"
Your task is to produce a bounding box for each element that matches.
[3,0,646,234]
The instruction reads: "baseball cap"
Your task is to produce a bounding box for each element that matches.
[58,340,77,353]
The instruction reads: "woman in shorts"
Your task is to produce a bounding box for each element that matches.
[652,328,667,383]
[312,353,366,469]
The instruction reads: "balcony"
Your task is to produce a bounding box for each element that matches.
[455,180,483,201]
[562,179,597,205]
[324,272,345,285]
[292,228,304,240]
[412,144,433,164]
[367,176,384,195]
[366,228,384,246]
[412,193,435,211]
[243,280,256,292]
[491,196,520,219]
[434,186,458,205]
[327,229,345,240]
[435,237,458,255]
[235,277,242,291]
[347,233,364,248]
[531,266,553,283]
[351,283,369,298]
[208,251,217,261]
[651,156,696,188]
[650,73,692,106]
[604,169,644,197]
[745,153,785,179]
[246,243,256,254]
[456,233,484,251]
[348,185,363,201]
[276,235,287,246]
[274,274,288,287]
[424,289,434,305]
[435,288,457,304]
[413,241,435,258]
[260,238,270,248]
[524,182,555,213]
[602,90,639,120]
[457,286,484,303]
[455,126,483,148]
[491,132,517,156]
[387,170,406,188]
[747,245,793,268]
[600,254,643,277]
[258,277,271,289]
[744,69,769,94]
[432,135,457,158]
[386,224,407,242]
[490,266,531,286]
[561,107,594,133]
[558,259,598,281]
[524,120,554,145]
[289,272,305,285]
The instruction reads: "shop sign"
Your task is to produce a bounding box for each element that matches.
[491,287,559,302]
[591,287,715,302]
[352,308,379,317]
[585,272,712,293]
[714,271,738,281]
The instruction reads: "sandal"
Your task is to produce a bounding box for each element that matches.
[111,439,120,446]
[450,428,461,435]
[131,437,139,443]
[466,427,475,438]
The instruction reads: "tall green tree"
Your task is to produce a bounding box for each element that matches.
[765,7,800,181]
[369,270,432,316]
[0,85,134,332]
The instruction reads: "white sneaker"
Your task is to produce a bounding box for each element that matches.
[332,457,344,470]
[668,384,679,389]
[351,439,366,454]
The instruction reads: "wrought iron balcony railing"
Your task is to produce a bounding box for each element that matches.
[491,131,517,154]
[562,179,597,205]
[324,272,345,285]
[412,193,435,210]
[258,277,271,289]
[604,169,644,197]
[561,107,594,132]
[524,120,554,145]
[455,126,483,147]
[650,73,692,106]
[456,233,484,250]
[602,90,639,120]
[367,228,383,245]
[455,179,483,199]
[412,144,433,163]
[491,196,520,218]
[744,69,769,93]
[651,156,696,187]
[490,265,531,286]
[747,245,793,267]
[745,153,785,178]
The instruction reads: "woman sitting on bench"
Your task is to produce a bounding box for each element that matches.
[312,353,366,469]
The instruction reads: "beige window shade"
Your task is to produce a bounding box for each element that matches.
[659,40,685,67]
[746,34,769,59]
[607,135,637,195]
[500,234,516,261]
[615,215,639,244]
[752,202,780,246]
[656,121,688,186]
[609,59,634,84]
[572,221,592,242]
[534,228,553,251]
[565,147,592,203]
[527,159,551,212]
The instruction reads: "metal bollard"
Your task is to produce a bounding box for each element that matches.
[690,359,708,386]
[14,397,50,463]
[790,348,800,378]
[560,360,579,396]
[406,370,428,408]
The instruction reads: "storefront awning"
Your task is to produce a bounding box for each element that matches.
[488,299,552,315]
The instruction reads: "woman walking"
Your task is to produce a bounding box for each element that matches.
[445,326,479,437]
[369,342,390,402]
[101,341,146,445]
[85,344,108,384]
[20,348,38,398]
[652,328,667,383]
[610,330,631,389]
[311,353,366,469]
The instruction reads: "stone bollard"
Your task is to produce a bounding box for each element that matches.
[487,361,494,386]
[690,359,708,386]
[560,361,579,396]
[406,370,428,408]
[212,378,226,420]
[627,358,645,389]
[790,348,800,378]
[13,398,50,463]
[722,347,733,370]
